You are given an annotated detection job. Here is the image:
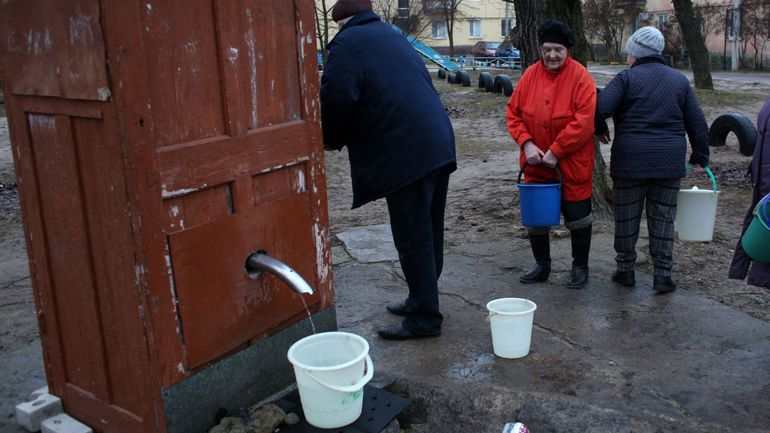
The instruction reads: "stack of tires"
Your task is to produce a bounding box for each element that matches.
[437,69,513,96]
[477,72,513,96]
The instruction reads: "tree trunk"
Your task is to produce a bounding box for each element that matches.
[544,0,590,65]
[315,0,331,66]
[511,0,545,69]
[672,0,714,89]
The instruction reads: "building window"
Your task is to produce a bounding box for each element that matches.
[657,13,668,29]
[727,9,738,39]
[432,20,447,39]
[469,19,481,38]
[397,0,410,18]
[635,12,649,32]
[501,18,513,36]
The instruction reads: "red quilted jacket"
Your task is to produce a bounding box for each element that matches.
[506,56,596,201]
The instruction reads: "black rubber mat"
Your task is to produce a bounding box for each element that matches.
[275,385,410,433]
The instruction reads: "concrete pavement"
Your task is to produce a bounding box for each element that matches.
[333,225,770,433]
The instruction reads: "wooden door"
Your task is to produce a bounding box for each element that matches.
[105,0,332,383]
[0,1,164,431]
[0,0,330,431]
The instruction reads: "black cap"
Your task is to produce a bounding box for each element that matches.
[538,19,575,48]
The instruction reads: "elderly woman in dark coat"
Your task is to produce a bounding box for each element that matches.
[729,97,770,289]
[595,26,709,294]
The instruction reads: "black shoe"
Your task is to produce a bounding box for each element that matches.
[377,325,440,341]
[653,275,676,294]
[520,263,551,283]
[611,270,635,287]
[567,265,589,289]
[386,300,413,317]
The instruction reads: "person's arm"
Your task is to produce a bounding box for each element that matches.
[682,84,710,167]
[320,42,363,150]
[506,70,542,165]
[595,71,627,122]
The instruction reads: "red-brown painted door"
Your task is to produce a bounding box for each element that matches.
[0,0,330,431]
[0,1,163,431]
[103,0,332,384]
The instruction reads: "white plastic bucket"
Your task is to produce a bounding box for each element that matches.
[486,298,537,359]
[287,332,373,429]
[675,188,720,241]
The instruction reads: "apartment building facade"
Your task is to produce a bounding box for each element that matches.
[316,0,517,54]
[628,0,768,67]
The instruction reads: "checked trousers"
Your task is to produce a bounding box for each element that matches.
[612,177,681,277]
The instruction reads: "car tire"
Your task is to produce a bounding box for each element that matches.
[494,75,513,96]
[479,72,492,90]
[447,71,456,84]
[709,112,757,156]
[438,69,446,79]
[457,71,471,87]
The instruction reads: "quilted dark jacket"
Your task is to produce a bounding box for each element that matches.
[595,55,709,179]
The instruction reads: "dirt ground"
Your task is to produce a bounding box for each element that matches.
[1,67,770,429]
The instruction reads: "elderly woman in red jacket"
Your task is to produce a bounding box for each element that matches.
[507,20,596,289]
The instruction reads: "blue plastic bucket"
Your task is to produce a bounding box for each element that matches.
[516,163,562,227]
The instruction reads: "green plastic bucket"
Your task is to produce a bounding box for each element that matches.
[741,195,770,263]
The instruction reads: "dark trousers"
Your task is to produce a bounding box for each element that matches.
[613,177,680,276]
[385,170,450,335]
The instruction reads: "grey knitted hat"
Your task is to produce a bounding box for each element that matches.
[625,26,664,58]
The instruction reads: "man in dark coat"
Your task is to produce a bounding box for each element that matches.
[320,0,457,340]
[729,96,770,289]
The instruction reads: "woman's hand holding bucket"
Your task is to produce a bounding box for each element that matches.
[542,149,559,168]
[523,141,545,165]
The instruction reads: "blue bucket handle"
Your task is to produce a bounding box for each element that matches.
[517,162,563,187]
[684,163,718,193]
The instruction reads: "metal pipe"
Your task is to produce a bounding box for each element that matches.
[245,252,314,295]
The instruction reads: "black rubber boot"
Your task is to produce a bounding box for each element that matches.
[653,275,677,293]
[570,225,592,268]
[520,233,550,283]
[566,225,591,289]
[567,265,589,289]
[520,262,551,283]
[612,270,636,287]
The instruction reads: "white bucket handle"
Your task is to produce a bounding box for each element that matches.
[306,354,373,393]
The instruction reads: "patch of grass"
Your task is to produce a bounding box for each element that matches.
[694,88,766,109]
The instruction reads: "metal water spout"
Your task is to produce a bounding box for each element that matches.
[245,252,314,295]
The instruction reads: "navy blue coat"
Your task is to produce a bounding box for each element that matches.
[320,11,456,208]
[595,55,709,179]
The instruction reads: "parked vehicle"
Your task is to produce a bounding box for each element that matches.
[472,41,501,58]
[497,41,521,60]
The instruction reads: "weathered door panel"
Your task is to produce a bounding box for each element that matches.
[137,0,330,383]
[169,192,317,369]
[0,0,110,100]
[6,97,159,432]
[1,0,329,430]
